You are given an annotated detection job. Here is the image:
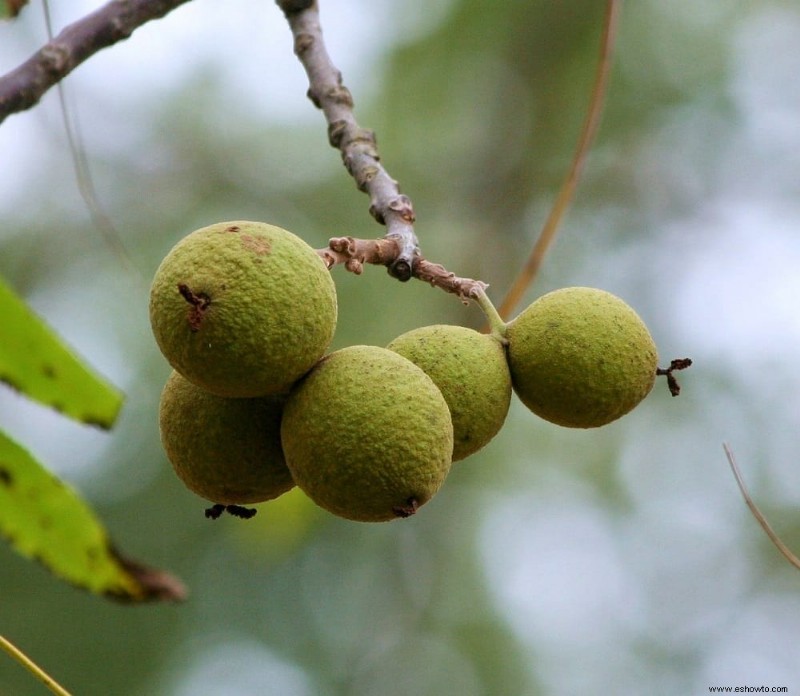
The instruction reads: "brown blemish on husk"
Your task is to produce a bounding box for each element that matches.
[177,284,211,332]
[241,234,271,256]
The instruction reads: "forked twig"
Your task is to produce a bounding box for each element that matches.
[274,1,491,302]
[723,442,800,571]
[277,0,418,281]
[497,0,621,320]
[318,235,487,303]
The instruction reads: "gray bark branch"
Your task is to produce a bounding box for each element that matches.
[0,0,192,126]
[278,0,420,281]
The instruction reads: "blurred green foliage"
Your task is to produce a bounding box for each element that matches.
[2,0,800,694]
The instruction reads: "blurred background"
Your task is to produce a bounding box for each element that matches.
[2,0,800,693]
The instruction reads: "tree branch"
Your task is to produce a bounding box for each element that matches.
[319,236,487,302]
[278,1,491,306]
[277,0,419,281]
[0,0,193,126]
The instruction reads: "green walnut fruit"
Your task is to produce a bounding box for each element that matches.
[387,325,511,462]
[159,370,295,505]
[150,220,337,398]
[506,287,658,428]
[281,345,454,522]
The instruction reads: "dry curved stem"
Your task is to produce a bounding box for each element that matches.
[0,634,73,696]
[0,0,193,126]
[414,257,488,303]
[723,442,800,572]
[277,0,418,280]
[319,235,487,303]
[496,0,621,321]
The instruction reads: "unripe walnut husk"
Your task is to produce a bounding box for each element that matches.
[506,287,658,428]
[159,370,295,505]
[281,345,454,522]
[387,324,511,461]
[149,221,337,398]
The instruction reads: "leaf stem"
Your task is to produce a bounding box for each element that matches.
[0,634,73,696]
[474,289,508,339]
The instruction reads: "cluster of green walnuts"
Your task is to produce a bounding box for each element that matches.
[150,221,659,522]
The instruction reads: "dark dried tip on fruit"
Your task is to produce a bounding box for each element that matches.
[389,259,412,282]
[205,504,226,520]
[392,497,419,518]
[204,504,258,519]
[657,358,693,397]
[177,283,211,333]
[226,505,257,519]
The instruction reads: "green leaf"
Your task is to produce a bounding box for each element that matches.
[0,0,29,19]
[0,275,124,429]
[0,430,186,602]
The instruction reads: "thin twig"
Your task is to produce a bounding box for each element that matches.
[0,634,73,696]
[0,0,193,125]
[277,0,418,280]
[497,0,621,320]
[279,1,491,302]
[723,442,800,572]
[318,235,487,303]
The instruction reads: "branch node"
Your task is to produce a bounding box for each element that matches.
[294,32,315,57]
[387,195,415,223]
[40,44,69,74]
[306,86,322,109]
[327,119,348,148]
[329,236,355,254]
[389,259,412,282]
[326,84,353,107]
[368,204,385,225]
[345,258,363,274]
[354,165,380,192]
